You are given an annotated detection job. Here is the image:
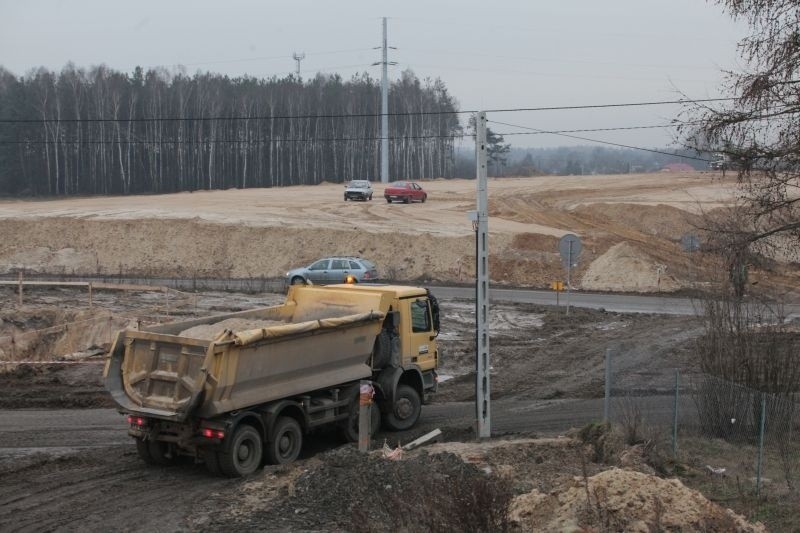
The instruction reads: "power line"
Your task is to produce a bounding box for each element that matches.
[0,123,696,145]
[488,119,712,162]
[0,97,735,124]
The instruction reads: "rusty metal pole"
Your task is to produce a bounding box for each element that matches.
[88,282,93,309]
[17,271,23,306]
[358,381,374,452]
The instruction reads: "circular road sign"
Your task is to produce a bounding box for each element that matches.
[559,233,582,264]
[680,233,701,253]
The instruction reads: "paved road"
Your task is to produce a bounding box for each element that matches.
[430,286,703,315]
[4,274,796,317]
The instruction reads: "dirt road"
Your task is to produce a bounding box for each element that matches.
[0,393,694,532]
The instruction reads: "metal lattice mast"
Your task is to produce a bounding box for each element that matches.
[380,18,389,183]
[475,111,491,438]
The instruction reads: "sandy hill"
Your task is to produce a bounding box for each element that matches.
[0,173,796,294]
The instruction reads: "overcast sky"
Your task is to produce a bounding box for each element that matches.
[0,0,747,149]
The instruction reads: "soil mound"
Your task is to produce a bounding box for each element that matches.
[509,468,765,532]
[0,307,131,362]
[202,446,511,532]
[582,241,680,292]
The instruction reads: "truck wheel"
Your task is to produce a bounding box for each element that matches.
[385,197,391,203]
[421,194,426,203]
[383,384,421,431]
[403,196,410,204]
[135,438,172,466]
[219,424,263,477]
[203,450,222,476]
[266,417,302,465]
[291,276,305,285]
[344,195,348,201]
[341,402,381,442]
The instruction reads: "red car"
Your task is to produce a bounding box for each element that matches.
[383,181,427,204]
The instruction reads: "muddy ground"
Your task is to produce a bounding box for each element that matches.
[1,285,786,531]
[0,285,698,409]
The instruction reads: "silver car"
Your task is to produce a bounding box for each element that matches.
[344,180,373,201]
[286,257,379,285]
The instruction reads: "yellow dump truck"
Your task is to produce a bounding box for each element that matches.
[104,283,440,476]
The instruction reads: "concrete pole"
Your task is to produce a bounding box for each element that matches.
[380,17,389,184]
[604,347,611,422]
[475,111,491,439]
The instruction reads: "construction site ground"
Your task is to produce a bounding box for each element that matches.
[1,172,797,530]
[0,172,797,295]
[0,285,793,531]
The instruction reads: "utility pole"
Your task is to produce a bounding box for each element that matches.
[474,111,491,439]
[372,18,396,183]
[292,52,305,79]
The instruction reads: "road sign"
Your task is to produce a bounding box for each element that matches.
[558,234,581,316]
[559,234,582,263]
[680,233,701,253]
[550,281,564,291]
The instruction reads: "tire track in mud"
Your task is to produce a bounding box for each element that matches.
[0,447,237,532]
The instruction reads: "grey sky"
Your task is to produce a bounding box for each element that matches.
[0,0,747,149]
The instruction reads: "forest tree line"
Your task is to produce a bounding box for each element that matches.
[0,65,461,196]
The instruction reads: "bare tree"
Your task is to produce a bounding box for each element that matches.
[682,0,800,266]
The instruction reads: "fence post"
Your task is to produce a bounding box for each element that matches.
[358,381,374,452]
[17,271,23,306]
[604,348,611,422]
[756,394,766,497]
[672,369,680,457]
[88,282,93,309]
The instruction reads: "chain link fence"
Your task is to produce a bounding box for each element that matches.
[605,361,799,498]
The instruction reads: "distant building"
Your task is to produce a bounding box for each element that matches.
[660,163,695,172]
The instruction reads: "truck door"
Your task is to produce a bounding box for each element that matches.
[403,297,436,371]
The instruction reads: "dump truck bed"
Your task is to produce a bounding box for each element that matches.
[105,287,388,421]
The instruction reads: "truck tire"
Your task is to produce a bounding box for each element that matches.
[219,424,263,477]
[383,384,421,431]
[265,417,302,465]
[341,402,381,442]
[291,276,305,285]
[135,438,172,466]
[403,195,410,204]
[421,194,426,203]
[385,197,391,203]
